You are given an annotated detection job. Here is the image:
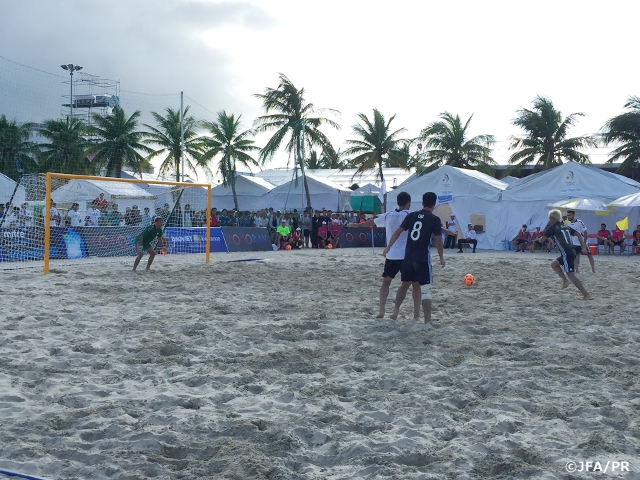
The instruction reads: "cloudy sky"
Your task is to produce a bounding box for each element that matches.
[1,0,638,170]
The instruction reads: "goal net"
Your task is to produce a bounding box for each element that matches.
[0,173,212,273]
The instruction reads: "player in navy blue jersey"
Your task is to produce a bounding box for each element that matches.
[533,209,592,299]
[383,192,446,323]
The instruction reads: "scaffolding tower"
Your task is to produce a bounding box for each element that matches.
[61,71,120,127]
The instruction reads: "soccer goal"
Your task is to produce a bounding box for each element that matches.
[0,172,212,273]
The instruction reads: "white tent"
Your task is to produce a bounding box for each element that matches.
[0,173,26,207]
[254,168,413,190]
[120,171,211,212]
[500,162,640,241]
[51,179,157,214]
[269,174,352,212]
[387,166,508,250]
[210,175,274,211]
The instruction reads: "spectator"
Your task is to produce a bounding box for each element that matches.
[66,203,84,227]
[85,201,103,226]
[457,223,478,253]
[107,204,123,226]
[301,211,312,247]
[131,205,142,226]
[596,223,613,254]
[50,200,60,226]
[530,226,551,252]
[255,210,268,228]
[310,210,322,247]
[94,192,108,211]
[209,208,219,227]
[317,221,329,248]
[161,203,171,219]
[218,209,230,227]
[611,225,626,254]
[183,204,193,227]
[275,218,291,248]
[6,207,20,227]
[444,214,458,249]
[347,211,357,224]
[291,209,299,230]
[289,227,304,249]
[141,207,153,227]
[329,218,341,248]
[123,207,136,226]
[513,224,531,252]
[632,224,640,253]
[356,211,367,224]
[19,203,33,227]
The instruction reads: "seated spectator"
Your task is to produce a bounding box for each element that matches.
[513,224,531,252]
[457,223,478,253]
[596,223,613,254]
[289,227,304,249]
[275,218,291,248]
[106,204,123,226]
[317,221,329,248]
[530,226,550,252]
[633,224,640,253]
[611,225,626,254]
[329,219,341,248]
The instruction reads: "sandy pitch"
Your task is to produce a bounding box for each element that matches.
[1,250,639,479]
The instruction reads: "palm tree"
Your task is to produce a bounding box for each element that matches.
[0,115,37,181]
[144,107,205,181]
[418,112,496,175]
[201,111,259,210]
[254,73,340,210]
[508,95,596,173]
[343,109,409,211]
[88,107,152,178]
[601,96,640,179]
[38,117,91,175]
[305,148,345,169]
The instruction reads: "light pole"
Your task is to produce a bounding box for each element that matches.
[60,64,82,119]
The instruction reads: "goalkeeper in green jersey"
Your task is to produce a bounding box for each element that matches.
[133,216,164,271]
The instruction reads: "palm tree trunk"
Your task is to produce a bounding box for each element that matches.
[297,133,312,210]
[379,163,386,213]
[231,173,239,211]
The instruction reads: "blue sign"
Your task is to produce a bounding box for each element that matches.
[164,227,227,254]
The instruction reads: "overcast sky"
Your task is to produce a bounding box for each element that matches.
[1,0,638,170]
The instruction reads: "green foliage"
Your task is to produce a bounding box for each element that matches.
[508,96,596,173]
[38,117,92,175]
[88,107,152,178]
[601,96,640,178]
[418,112,496,175]
[0,115,37,181]
[144,107,206,182]
[201,111,259,210]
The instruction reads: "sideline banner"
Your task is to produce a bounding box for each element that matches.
[164,227,227,254]
[75,226,139,257]
[0,227,68,262]
[221,227,271,252]
[338,227,386,248]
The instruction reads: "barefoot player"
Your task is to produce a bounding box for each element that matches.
[534,209,592,299]
[133,216,164,271]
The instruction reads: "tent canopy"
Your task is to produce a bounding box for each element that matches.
[269,174,352,212]
[0,173,26,207]
[209,175,274,211]
[51,179,157,213]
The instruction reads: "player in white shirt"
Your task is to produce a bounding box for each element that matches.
[66,203,84,227]
[566,210,595,273]
[354,191,412,319]
[19,203,33,227]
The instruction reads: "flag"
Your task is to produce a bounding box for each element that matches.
[616,216,629,231]
[378,180,386,204]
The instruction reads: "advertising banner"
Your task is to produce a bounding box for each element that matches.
[164,227,227,254]
[74,226,139,257]
[0,226,68,262]
[338,227,386,248]
[221,227,271,252]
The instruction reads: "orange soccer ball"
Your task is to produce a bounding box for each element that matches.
[463,274,475,286]
[285,244,292,250]
[326,244,333,249]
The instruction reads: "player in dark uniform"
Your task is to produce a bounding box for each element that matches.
[133,216,164,271]
[383,192,446,323]
[534,209,592,299]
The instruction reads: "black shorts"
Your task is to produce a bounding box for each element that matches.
[382,259,403,279]
[515,238,527,245]
[612,240,624,246]
[400,259,432,285]
[304,229,310,237]
[557,252,576,273]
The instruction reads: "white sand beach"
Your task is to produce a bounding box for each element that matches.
[1,249,639,479]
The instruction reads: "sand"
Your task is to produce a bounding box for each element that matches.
[1,249,639,479]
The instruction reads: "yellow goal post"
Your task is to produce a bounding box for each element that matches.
[43,172,212,274]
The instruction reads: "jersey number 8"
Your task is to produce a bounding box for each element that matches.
[410,221,423,240]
